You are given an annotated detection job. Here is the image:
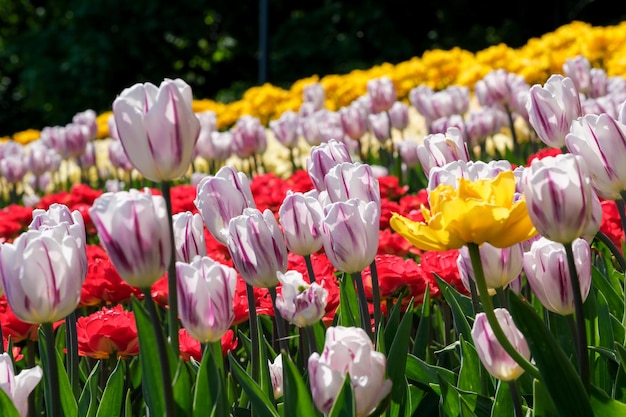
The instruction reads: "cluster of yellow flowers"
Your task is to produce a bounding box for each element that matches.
[6,20,626,145]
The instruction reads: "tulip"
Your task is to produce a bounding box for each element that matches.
[72,109,98,141]
[270,110,300,149]
[471,309,531,381]
[303,82,326,110]
[269,354,284,399]
[26,140,58,176]
[195,165,256,245]
[522,153,597,244]
[0,353,43,417]
[565,113,626,200]
[340,103,369,140]
[89,189,171,288]
[368,112,391,142]
[176,256,237,343]
[108,139,134,172]
[409,85,469,128]
[430,114,465,135]
[194,110,219,160]
[474,69,528,108]
[0,224,86,323]
[278,191,324,256]
[307,139,353,192]
[275,270,328,327]
[562,55,592,95]
[524,237,591,315]
[526,74,582,148]
[308,326,392,416]
[391,170,537,251]
[396,139,420,168]
[416,127,470,176]
[321,199,380,274]
[367,76,397,113]
[231,115,267,159]
[63,122,91,158]
[324,162,381,205]
[388,101,410,131]
[112,78,201,182]
[457,242,524,292]
[227,208,288,288]
[172,211,207,263]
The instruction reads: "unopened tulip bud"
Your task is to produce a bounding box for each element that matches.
[279,191,324,256]
[172,211,207,263]
[276,270,327,327]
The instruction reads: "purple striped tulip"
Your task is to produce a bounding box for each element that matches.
[193,110,218,160]
[368,112,391,142]
[308,326,392,415]
[227,208,288,288]
[471,309,530,381]
[303,82,326,111]
[0,353,43,417]
[278,191,324,256]
[89,189,171,288]
[321,199,379,274]
[324,162,381,206]
[275,270,327,327]
[367,76,397,113]
[416,127,470,176]
[176,256,236,343]
[388,101,410,131]
[307,139,353,192]
[232,115,267,159]
[526,74,583,148]
[566,113,626,200]
[474,69,529,108]
[172,211,207,263]
[339,103,369,140]
[524,237,591,315]
[270,110,300,149]
[457,242,524,292]
[112,78,201,182]
[195,165,256,245]
[562,55,592,96]
[269,354,284,400]
[522,153,597,244]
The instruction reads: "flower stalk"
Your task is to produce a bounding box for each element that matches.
[41,322,62,417]
[161,180,180,356]
[352,271,373,340]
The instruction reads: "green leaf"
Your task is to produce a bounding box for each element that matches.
[458,335,482,394]
[193,345,222,417]
[592,266,623,319]
[337,272,360,328]
[328,375,356,417]
[532,379,558,417]
[405,354,457,391]
[384,289,406,350]
[0,386,20,417]
[490,380,513,417]
[437,374,460,417]
[78,361,100,417]
[413,285,431,359]
[132,296,165,417]
[96,359,125,417]
[508,293,593,417]
[228,354,280,417]
[124,389,133,417]
[435,274,473,340]
[388,299,414,403]
[590,385,626,416]
[172,357,193,416]
[282,352,320,417]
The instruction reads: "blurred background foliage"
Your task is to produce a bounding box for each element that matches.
[1,0,625,136]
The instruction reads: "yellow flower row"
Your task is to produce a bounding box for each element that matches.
[7,20,626,145]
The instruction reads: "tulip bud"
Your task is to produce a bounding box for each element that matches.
[308,326,392,416]
[195,165,256,245]
[388,101,410,131]
[112,78,201,182]
[227,208,288,288]
[396,138,420,168]
[172,211,207,263]
[474,69,528,108]
[416,127,470,176]
[522,153,597,244]
[270,110,300,149]
[176,256,237,343]
[368,112,391,142]
[232,115,267,159]
[321,199,379,274]
[457,242,524,292]
[566,114,626,200]
[275,270,328,327]
[307,139,353,192]
[0,353,43,417]
[72,109,98,141]
[303,83,326,111]
[269,354,284,399]
[523,237,591,315]
[471,309,530,381]
[89,189,171,288]
[340,104,368,140]
[563,55,592,95]
[324,162,381,205]
[367,76,397,113]
[194,110,218,160]
[278,191,324,256]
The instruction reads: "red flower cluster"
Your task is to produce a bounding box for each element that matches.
[179,328,238,362]
[76,304,139,359]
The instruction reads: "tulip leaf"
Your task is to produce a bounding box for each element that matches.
[337,272,360,328]
[592,266,623,319]
[328,375,356,417]
[457,335,482,395]
[508,293,593,417]
[78,361,100,417]
[490,380,513,417]
[413,285,431,359]
[532,379,558,417]
[388,299,414,403]
[194,341,227,417]
[124,389,133,417]
[131,296,165,417]
[434,274,473,340]
[405,354,457,390]
[228,353,280,417]
[589,385,626,416]
[96,359,125,417]
[384,289,407,350]
[173,357,193,416]
[0,386,20,417]
[282,352,320,417]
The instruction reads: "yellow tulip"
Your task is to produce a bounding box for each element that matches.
[390,171,537,251]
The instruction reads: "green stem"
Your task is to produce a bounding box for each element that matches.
[467,242,540,379]
[563,242,589,391]
[304,254,316,284]
[369,260,382,336]
[508,380,524,417]
[65,311,80,399]
[160,180,180,357]
[246,283,260,382]
[595,230,626,272]
[352,271,373,340]
[142,288,176,417]
[42,322,62,417]
[505,104,519,160]
[467,276,481,317]
[268,286,290,355]
[617,196,626,247]
[304,325,318,356]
